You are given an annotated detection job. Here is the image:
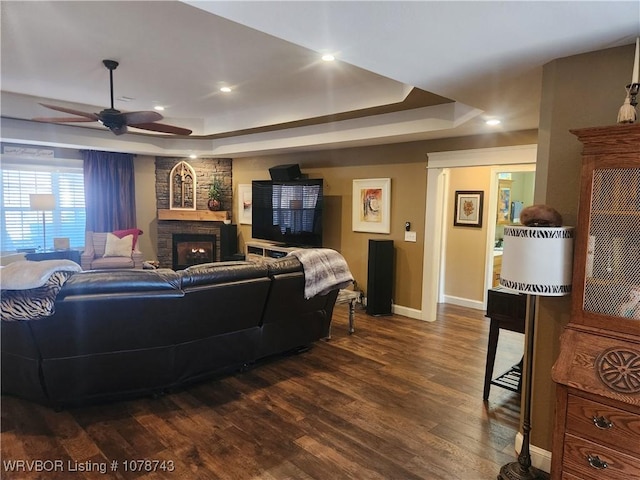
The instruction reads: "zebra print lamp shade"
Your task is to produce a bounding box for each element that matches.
[499,226,574,296]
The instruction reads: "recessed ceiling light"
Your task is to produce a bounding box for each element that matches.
[220,87,232,93]
[486,119,501,126]
[321,54,335,62]
[154,106,165,111]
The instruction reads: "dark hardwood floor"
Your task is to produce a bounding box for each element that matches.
[1,303,523,479]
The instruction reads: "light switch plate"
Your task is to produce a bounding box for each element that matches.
[404,231,417,242]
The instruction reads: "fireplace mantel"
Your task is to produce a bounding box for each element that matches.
[158,209,229,222]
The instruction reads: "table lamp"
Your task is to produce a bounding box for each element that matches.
[29,193,56,252]
[498,224,574,480]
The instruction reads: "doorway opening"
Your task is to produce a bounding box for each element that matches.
[422,145,537,321]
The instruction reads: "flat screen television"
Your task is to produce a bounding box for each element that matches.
[252,179,323,247]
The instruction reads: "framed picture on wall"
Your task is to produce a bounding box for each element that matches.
[352,178,391,233]
[496,179,512,224]
[453,190,484,228]
[237,184,252,224]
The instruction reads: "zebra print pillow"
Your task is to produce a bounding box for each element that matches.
[1,271,74,321]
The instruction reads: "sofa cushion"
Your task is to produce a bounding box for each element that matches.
[90,256,135,269]
[180,262,269,288]
[103,233,133,257]
[57,269,182,299]
[112,228,143,249]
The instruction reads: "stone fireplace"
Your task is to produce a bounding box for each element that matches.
[155,157,232,269]
[157,221,224,269]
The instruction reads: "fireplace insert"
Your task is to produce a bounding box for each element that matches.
[172,233,216,270]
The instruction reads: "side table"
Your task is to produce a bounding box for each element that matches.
[25,250,82,266]
[483,287,526,400]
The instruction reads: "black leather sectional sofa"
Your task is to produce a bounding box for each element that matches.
[1,257,339,408]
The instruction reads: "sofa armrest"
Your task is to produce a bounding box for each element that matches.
[80,241,95,271]
[132,249,144,269]
[80,253,93,271]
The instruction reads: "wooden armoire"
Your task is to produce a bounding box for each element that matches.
[551,124,640,479]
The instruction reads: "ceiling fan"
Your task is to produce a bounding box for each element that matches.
[33,59,192,136]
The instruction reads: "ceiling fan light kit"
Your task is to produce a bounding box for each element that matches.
[33,59,192,136]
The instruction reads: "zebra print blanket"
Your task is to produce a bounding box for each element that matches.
[289,249,353,299]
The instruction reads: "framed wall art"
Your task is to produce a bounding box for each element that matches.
[169,160,196,210]
[352,178,391,233]
[453,190,484,228]
[496,179,512,224]
[237,184,252,224]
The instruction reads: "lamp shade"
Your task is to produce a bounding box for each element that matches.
[499,226,574,296]
[29,194,56,211]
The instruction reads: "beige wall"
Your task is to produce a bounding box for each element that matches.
[232,144,429,309]
[532,44,633,450]
[133,154,158,262]
[444,166,492,303]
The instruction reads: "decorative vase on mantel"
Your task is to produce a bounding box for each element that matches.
[207,198,221,211]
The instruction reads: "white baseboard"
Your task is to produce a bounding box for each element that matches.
[359,298,423,321]
[392,304,422,320]
[514,433,552,474]
[442,294,485,311]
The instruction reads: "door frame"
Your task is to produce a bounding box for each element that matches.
[484,164,536,305]
[421,145,537,321]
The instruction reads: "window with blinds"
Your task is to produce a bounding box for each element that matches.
[1,158,86,252]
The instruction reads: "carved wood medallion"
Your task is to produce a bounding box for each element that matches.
[595,347,640,394]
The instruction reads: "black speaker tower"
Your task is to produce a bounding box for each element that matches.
[366,239,394,316]
[219,223,239,261]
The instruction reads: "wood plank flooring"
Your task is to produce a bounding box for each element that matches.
[1,303,523,479]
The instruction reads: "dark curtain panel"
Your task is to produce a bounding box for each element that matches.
[82,150,137,232]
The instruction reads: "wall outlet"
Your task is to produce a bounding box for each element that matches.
[404,231,417,242]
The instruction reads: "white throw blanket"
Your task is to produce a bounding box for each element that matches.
[289,249,353,299]
[0,259,81,290]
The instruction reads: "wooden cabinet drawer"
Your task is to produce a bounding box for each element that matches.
[566,395,640,456]
[563,433,640,480]
[562,473,584,480]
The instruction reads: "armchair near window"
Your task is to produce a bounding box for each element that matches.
[81,230,144,270]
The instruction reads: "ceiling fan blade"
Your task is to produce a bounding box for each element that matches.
[39,103,99,121]
[36,63,187,137]
[32,116,97,123]
[122,111,163,124]
[129,122,193,136]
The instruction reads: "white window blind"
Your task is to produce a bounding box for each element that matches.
[1,158,86,252]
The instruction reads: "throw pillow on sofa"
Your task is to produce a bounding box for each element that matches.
[112,228,143,249]
[103,233,133,258]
